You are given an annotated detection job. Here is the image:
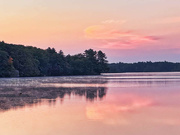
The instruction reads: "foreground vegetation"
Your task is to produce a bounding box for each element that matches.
[0,41,108,77]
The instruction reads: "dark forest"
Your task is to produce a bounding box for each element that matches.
[0,41,108,77]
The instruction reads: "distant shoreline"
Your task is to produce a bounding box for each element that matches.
[108,62,180,73]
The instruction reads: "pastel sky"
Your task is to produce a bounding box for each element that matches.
[0,0,180,62]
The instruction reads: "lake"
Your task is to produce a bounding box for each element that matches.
[0,72,180,135]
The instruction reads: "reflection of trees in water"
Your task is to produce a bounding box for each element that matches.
[86,88,106,101]
[0,87,107,111]
[71,87,106,101]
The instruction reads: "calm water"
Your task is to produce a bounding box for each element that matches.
[0,72,180,135]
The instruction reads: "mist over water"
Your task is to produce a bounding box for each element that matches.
[0,73,180,135]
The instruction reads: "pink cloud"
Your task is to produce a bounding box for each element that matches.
[84,25,160,49]
[143,36,161,41]
[100,40,134,49]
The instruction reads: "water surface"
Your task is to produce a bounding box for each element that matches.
[0,72,180,135]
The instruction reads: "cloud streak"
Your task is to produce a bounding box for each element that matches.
[84,24,160,49]
[102,20,127,24]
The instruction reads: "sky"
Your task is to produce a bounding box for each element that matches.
[0,0,180,62]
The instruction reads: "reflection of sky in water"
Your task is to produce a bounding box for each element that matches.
[0,73,180,135]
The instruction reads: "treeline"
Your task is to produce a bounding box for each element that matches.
[0,41,108,77]
[109,62,180,73]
